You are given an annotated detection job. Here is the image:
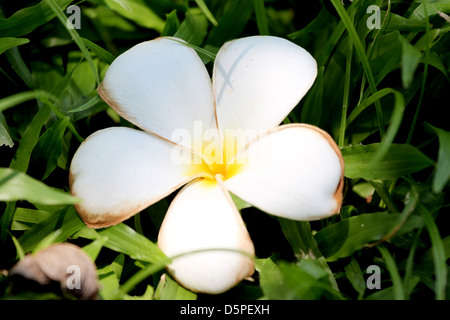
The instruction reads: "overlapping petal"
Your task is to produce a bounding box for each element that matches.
[69,127,202,228]
[158,178,255,294]
[213,36,317,137]
[98,37,216,151]
[225,124,344,221]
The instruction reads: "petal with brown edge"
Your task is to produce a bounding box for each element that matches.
[225,124,344,221]
[69,127,202,228]
[98,37,216,152]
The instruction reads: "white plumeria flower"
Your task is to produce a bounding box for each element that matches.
[69,36,344,294]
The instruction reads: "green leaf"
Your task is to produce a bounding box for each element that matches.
[0,90,57,113]
[125,285,154,300]
[97,264,120,300]
[32,229,62,253]
[206,0,254,47]
[174,8,209,46]
[344,258,366,298]
[80,37,116,65]
[0,0,73,37]
[377,245,405,300]
[314,212,424,262]
[161,10,180,37]
[0,37,29,55]
[426,124,450,193]
[68,95,103,113]
[79,223,167,264]
[230,192,252,211]
[300,66,324,126]
[383,11,426,32]
[31,117,69,179]
[155,274,196,300]
[82,236,109,261]
[278,218,339,291]
[410,1,450,20]
[45,0,99,86]
[103,0,165,32]
[259,259,343,300]
[399,34,423,89]
[18,206,86,253]
[253,0,269,35]
[346,88,406,163]
[194,0,218,27]
[418,204,447,300]
[0,112,13,147]
[342,143,433,180]
[11,207,52,231]
[0,167,80,205]
[330,0,385,138]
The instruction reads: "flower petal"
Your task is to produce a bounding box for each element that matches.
[213,36,317,135]
[69,127,200,228]
[158,178,255,294]
[225,124,344,221]
[98,37,216,150]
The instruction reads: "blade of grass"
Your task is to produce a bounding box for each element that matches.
[367,180,399,213]
[168,37,216,61]
[339,32,354,147]
[403,226,424,299]
[0,90,56,113]
[113,260,169,299]
[80,37,115,65]
[278,218,339,291]
[330,0,385,139]
[346,87,406,164]
[253,0,269,35]
[10,233,25,260]
[0,0,74,37]
[68,94,102,113]
[194,0,218,27]
[45,0,99,85]
[406,0,430,144]
[0,37,29,55]
[377,244,405,300]
[418,204,447,300]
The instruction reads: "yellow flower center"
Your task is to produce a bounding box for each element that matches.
[185,131,246,182]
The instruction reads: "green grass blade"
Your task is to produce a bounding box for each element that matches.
[418,204,447,300]
[377,245,405,300]
[253,0,269,35]
[279,218,339,291]
[330,0,385,138]
[0,0,74,37]
[80,37,116,65]
[0,37,29,55]
[339,33,353,147]
[18,206,86,253]
[114,260,169,299]
[0,90,57,113]
[342,143,433,180]
[194,0,218,27]
[9,105,52,172]
[407,0,431,144]
[45,0,99,85]
[426,124,450,193]
[0,167,81,205]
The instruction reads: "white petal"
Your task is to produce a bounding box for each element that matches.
[70,127,200,228]
[158,178,255,294]
[98,37,216,150]
[213,36,317,136]
[225,124,344,221]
